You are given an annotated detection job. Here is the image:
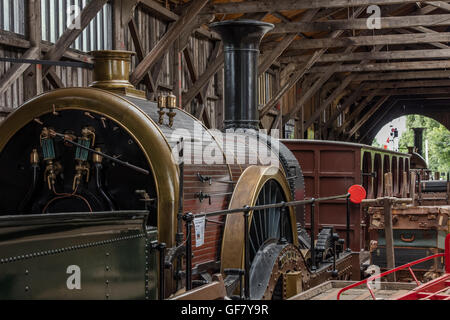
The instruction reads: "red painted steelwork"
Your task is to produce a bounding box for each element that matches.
[337,233,450,300]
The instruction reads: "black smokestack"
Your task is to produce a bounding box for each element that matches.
[210,20,274,130]
[413,127,425,156]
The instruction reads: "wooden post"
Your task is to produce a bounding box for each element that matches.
[383,198,396,282]
[24,0,42,101]
[384,172,393,197]
[410,171,417,204]
[401,172,408,198]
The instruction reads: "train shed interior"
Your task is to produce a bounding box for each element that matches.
[0,0,449,302]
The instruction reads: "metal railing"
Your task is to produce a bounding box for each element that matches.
[181,192,353,299]
[337,233,450,300]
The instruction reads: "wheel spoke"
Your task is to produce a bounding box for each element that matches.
[248,179,292,264]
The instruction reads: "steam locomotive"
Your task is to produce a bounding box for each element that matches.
[0,20,385,300]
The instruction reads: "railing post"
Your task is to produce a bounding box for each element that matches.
[278,202,287,244]
[182,212,194,291]
[176,138,184,290]
[346,193,351,252]
[243,205,251,300]
[310,199,316,271]
[383,198,396,282]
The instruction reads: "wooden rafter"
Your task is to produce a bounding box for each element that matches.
[355,69,450,81]
[311,60,450,73]
[259,5,366,119]
[201,0,432,14]
[258,9,319,76]
[272,32,450,51]
[130,0,210,86]
[184,45,222,110]
[297,44,385,131]
[272,14,450,33]
[339,89,381,133]
[358,99,398,142]
[281,48,450,63]
[346,95,391,139]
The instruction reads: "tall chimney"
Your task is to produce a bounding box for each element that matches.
[413,127,425,156]
[210,20,274,130]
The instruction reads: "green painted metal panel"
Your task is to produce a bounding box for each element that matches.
[0,211,158,300]
[377,229,439,248]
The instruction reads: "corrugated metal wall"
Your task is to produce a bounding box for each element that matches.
[0,0,26,35]
[41,0,112,51]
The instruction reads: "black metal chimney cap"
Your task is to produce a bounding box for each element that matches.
[209,20,274,50]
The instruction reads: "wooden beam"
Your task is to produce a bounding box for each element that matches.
[395,27,450,49]
[282,49,351,126]
[355,69,450,81]
[425,1,450,11]
[140,0,219,41]
[303,74,356,130]
[192,42,222,116]
[183,49,224,109]
[128,19,156,94]
[24,0,43,101]
[42,0,108,75]
[202,0,430,14]
[139,0,178,21]
[46,68,65,89]
[376,87,450,95]
[259,51,320,118]
[358,99,398,142]
[259,34,298,76]
[271,14,450,33]
[340,90,381,132]
[258,9,319,75]
[113,0,139,50]
[0,47,40,95]
[130,0,209,86]
[324,83,367,131]
[268,32,450,51]
[260,8,367,119]
[285,43,383,126]
[183,47,201,99]
[281,48,450,63]
[310,60,450,73]
[347,95,391,138]
[179,14,215,50]
[361,79,450,90]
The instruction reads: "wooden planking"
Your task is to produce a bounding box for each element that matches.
[0,46,39,95]
[0,47,24,110]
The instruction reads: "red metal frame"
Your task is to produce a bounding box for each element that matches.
[337,233,450,300]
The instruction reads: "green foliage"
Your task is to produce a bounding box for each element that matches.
[398,115,450,173]
[372,138,381,148]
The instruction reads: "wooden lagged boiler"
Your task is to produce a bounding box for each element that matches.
[0,20,359,300]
